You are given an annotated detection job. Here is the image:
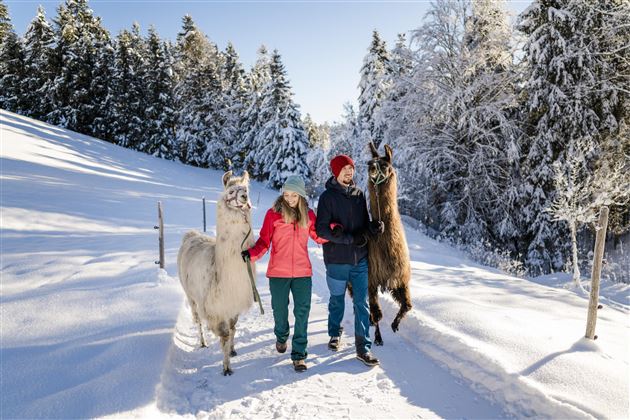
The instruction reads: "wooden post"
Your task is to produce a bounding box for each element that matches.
[154,201,165,269]
[202,197,206,232]
[585,206,609,340]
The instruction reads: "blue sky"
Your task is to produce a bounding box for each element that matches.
[6,0,530,124]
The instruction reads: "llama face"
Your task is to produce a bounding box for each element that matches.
[368,143,394,185]
[224,185,251,210]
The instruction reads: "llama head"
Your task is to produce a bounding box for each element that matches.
[222,170,251,210]
[368,142,395,186]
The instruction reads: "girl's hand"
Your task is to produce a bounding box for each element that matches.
[241,250,251,262]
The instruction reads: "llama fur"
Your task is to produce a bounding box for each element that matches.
[177,171,255,375]
[366,143,412,346]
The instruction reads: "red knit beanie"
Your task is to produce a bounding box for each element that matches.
[330,154,355,178]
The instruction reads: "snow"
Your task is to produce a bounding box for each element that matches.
[1,110,628,419]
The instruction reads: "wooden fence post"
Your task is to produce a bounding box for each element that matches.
[585,206,609,340]
[154,201,165,269]
[203,197,206,232]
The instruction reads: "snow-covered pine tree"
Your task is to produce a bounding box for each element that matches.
[173,15,222,167]
[110,23,147,149]
[253,50,310,188]
[0,10,25,113]
[89,33,115,143]
[20,6,54,119]
[358,30,390,150]
[518,0,630,275]
[139,27,177,159]
[304,115,331,197]
[45,0,110,133]
[0,0,12,48]
[217,42,248,170]
[240,45,271,176]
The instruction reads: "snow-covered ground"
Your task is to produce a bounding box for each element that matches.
[2,110,628,419]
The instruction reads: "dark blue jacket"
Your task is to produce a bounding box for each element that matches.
[316,176,370,265]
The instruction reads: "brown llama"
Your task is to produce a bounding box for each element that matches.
[366,142,412,345]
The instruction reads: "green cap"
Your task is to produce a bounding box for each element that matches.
[282,175,307,198]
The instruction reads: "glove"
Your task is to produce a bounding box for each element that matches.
[368,220,385,235]
[331,225,344,239]
[241,250,251,262]
[352,231,369,248]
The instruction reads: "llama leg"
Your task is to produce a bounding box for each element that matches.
[218,321,233,376]
[189,300,207,348]
[229,316,238,357]
[369,284,383,346]
[390,285,413,332]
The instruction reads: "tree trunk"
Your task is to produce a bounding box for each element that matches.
[570,221,581,287]
[585,206,609,340]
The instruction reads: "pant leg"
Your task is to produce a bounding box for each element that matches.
[289,277,312,360]
[269,277,291,344]
[349,258,372,354]
[326,263,351,337]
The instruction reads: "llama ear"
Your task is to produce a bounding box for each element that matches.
[242,170,250,185]
[369,141,379,158]
[222,171,233,188]
[384,144,393,162]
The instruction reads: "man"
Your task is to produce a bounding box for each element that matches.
[315,154,383,367]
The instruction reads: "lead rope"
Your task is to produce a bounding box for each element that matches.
[241,227,264,315]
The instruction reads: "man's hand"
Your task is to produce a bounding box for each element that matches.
[331,224,344,239]
[241,250,251,262]
[352,231,369,248]
[368,220,385,235]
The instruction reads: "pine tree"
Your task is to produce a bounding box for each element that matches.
[46,0,110,133]
[110,23,147,149]
[358,30,391,149]
[217,41,248,170]
[517,0,629,274]
[0,0,11,45]
[254,50,310,188]
[21,6,54,119]
[89,36,115,142]
[174,15,222,167]
[240,45,271,176]
[0,12,25,113]
[139,27,177,159]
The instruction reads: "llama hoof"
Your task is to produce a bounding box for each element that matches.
[223,368,233,376]
[230,350,237,357]
[374,338,384,346]
[391,322,400,332]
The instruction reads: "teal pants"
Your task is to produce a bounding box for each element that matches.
[269,277,312,361]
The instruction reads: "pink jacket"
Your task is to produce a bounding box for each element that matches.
[248,208,328,278]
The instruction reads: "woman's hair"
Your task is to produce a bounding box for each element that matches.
[273,194,309,228]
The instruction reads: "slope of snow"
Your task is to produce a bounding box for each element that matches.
[1,110,628,419]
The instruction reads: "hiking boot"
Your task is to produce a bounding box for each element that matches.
[276,341,287,353]
[293,359,307,372]
[356,352,380,367]
[328,336,340,351]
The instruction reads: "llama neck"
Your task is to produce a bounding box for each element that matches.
[369,176,399,220]
[216,200,253,255]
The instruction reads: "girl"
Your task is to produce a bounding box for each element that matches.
[241,175,327,372]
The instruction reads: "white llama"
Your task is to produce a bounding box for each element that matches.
[177,171,255,376]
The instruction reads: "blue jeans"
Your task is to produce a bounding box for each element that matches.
[326,258,371,355]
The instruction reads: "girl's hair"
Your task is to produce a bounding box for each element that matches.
[273,194,309,228]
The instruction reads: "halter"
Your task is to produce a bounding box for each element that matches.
[368,159,390,186]
[368,159,391,223]
[224,185,250,209]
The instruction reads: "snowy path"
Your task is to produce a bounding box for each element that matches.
[153,255,507,419]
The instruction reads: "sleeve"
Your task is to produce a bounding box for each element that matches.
[315,194,353,244]
[308,210,328,244]
[361,191,371,229]
[248,209,275,262]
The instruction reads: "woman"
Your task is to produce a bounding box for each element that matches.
[241,175,327,372]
